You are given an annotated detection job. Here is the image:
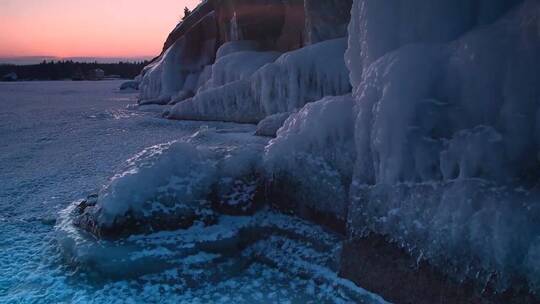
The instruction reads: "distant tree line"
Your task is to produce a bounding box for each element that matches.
[0,60,149,81]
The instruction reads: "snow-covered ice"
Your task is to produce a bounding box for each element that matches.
[0,80,385,303]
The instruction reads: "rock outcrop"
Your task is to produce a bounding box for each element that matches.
[139,0,353,107]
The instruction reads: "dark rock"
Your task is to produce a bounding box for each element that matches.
[339,234,540,304]
[158,0,352,62]
[215,0,305,52]
[75,194,98,214]
[73,194,217,239]
[266,175,347,235]
[162,1,217,53]
[304,0,353,44]
[211,177,266,216]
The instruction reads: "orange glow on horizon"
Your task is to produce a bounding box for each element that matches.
[0,0,200,58]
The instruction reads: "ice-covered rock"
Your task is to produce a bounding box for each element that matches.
[198,47,280,92]
[264,95,355,231]
[139,40,187,102]
[140,0,354,122]
[139,10,219,103]
[346,0,540,294]
[345,0,523,87]
[168,80,259,123]
[253,38,351,116]
[215,40,260,59]
[74,127,269,237]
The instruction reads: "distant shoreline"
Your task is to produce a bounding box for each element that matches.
[0,79,130,82]
[1,60,147,81]
[0,56,153,66]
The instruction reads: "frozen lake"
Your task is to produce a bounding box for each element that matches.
[0,81,385,303]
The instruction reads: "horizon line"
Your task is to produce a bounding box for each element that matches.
[0,55,155,65]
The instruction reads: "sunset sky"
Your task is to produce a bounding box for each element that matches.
[0,0,199,59]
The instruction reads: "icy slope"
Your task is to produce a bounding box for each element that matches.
[347,0,540,293]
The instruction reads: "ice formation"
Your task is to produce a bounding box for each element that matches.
[347,0,540,293]
[198,43,280,92]
[253,38,351,115]
[264,95,355,222]
[139,40,186,103]
[139,15,218,105]
[168,38,351,123]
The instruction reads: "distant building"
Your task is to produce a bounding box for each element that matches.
[1,72,17,82]
[88,68,105,80]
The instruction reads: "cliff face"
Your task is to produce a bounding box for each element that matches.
[161,0,351,55]
[139,0,352,107]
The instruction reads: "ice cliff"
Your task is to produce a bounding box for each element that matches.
[91,0,540,301]
[346,0,540,295]
[139,0,353,119]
